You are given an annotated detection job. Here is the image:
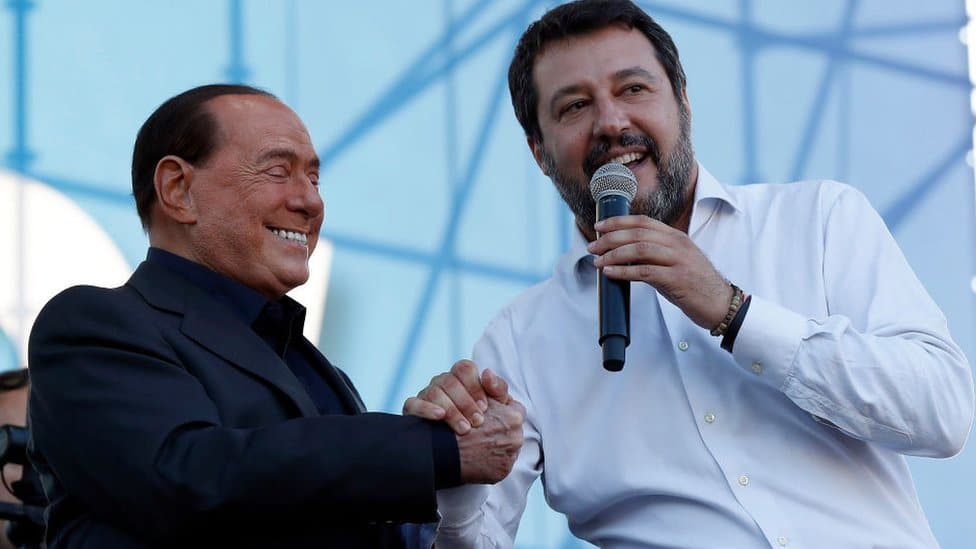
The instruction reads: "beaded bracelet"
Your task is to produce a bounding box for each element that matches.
[710,283,744,337]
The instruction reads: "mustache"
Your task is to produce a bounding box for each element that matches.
[583,133,662,180]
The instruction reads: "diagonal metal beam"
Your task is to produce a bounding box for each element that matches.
[882,133,971,231]
[319,0,544,167]
[834,18,966,38]
[637,1,967,88]
[382,11,533,411]
[325,231,545,285]
[790,0,860,180]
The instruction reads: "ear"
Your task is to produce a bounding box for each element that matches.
[153,155,198,225]
[528,136,549,176]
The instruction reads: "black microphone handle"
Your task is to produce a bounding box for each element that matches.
[596,194,631,371]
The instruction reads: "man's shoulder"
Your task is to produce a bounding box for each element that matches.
[40,283,132,313]
[725,178,872,220]
[32,281,147,336]
[728,177,856,203]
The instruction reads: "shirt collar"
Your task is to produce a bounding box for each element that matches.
[561,161,740,286]
[688,163,741,235]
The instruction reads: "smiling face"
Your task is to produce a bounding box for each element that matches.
[528,25,697,237]
[182,94,324,299]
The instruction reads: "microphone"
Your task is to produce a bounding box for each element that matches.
[589,162,637,372]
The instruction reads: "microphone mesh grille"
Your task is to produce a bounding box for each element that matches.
[589,162,637,201]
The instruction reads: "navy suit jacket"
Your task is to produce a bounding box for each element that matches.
[27,260,442,547]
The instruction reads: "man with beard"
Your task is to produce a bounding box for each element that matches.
[403,0,975,547]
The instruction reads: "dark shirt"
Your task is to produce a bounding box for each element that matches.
[147,248,460,488]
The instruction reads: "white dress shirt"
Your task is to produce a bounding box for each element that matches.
[436,164,975,549]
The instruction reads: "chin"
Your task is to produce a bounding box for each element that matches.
[283,270,311,290]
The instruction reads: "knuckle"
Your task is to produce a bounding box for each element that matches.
[510,410,525,426]
[440,373,463,393]
[442,406,462,421]
[430,373,449,387]
[452,360,476,377]
[511,431,524,447]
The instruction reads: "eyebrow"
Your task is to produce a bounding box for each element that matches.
[547,66,662,116]
[612,66,659,84]
[256,147,320,169]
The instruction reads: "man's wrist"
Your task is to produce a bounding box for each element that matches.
[710,283,744,337]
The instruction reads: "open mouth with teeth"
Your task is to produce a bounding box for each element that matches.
[609,151,646,169]
[267,227,309,246]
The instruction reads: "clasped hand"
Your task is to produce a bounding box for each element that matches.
[404,360,525,484]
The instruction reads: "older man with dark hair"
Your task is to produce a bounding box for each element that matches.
[406,1,975,547]
[27,84,524,548]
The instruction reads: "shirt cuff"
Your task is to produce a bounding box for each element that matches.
[436,483,491,528]
[730,294,806,391]
[430,421,461,489]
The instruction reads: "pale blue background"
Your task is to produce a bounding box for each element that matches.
[2,1,974,547]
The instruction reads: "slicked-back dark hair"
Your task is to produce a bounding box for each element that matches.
[131,83,275,231]
[508,0,687,143]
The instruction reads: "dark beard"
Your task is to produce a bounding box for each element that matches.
[542,106,694,232]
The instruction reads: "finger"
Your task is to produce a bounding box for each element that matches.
[481,369,510,403]
[421,386,475,435]
[430,372,485,429]
[587,228,643,255]
[588,226,677,256]
[594,214,657,232]
[451,360,489,412]
[402,396,446,420]
[601,263,666,282]
[594,240,678,268]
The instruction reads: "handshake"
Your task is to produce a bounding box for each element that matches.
[403,360,525,485]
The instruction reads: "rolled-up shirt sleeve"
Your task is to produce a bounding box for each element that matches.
[731,186,975,457]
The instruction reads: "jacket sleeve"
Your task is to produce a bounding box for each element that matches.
[27,285,441,542]
[731,185,975,457]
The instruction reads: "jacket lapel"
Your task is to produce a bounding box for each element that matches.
[128,261,319,417]
[305,345,367,414]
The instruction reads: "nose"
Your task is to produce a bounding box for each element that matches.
[592,97,629,138]
[287,175,324,220]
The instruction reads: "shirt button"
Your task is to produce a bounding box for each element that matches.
[777,536,789,546]
[678,340,690,351]
[704,412,716,424]
[737,474,749,486]
[751,361,763,374]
